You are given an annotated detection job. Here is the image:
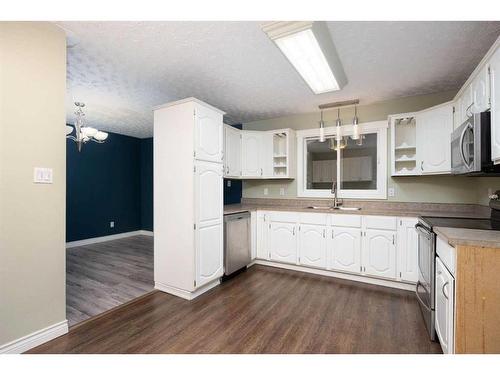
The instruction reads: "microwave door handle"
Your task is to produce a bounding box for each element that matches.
[415,223,432,239]
[459,124,473,170]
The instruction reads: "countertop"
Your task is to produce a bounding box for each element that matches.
[434,227,500,249]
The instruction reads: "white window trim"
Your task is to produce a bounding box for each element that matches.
[297,120,388,200]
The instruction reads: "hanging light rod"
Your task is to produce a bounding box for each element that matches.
[318,99,359,110]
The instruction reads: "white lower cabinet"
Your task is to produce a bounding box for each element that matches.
[329,227,362,273]
[435,256,455,354]
[269,221,297,264]
[196,223,223,287]
[299,224,327,268]
[362,229,397,279]
[398,218,419,283]
[256,212,270,260]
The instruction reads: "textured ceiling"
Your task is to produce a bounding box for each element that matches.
[58,21,500,138]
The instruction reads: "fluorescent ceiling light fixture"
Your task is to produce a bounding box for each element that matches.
[262,21,347,94]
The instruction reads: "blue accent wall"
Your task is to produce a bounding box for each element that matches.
[140,138,153,231]
[66,131,142,242]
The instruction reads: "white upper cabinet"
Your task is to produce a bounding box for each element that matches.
[241,131,263,177]
[490,46,500,163]
[194,103,223,164]
[397,218,419,283]
[471,65,490,114]
[299,224,327,268]
[224,125,242,178]
[269,221,297,264]
[362,229,397,279]
[329,227,362,273]
[416,102,454,175]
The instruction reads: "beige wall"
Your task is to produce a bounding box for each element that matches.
[0,22,66,346]
[243,91,500,205]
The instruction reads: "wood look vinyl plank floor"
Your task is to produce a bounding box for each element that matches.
[65,235,154,326]
[32,264,441,354]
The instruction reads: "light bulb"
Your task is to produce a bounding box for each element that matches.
[319,125,325,142]
[94,131,108,141]
[81,127,98,137]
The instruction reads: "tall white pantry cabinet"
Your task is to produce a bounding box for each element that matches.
[153,98,225,300]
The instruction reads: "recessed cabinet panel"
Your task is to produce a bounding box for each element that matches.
[270,221,297,264]
[196,223,223,287]
[398,218,419,283]
[435,257,455,354]
[471,65,490,113]
[195,105,223,163]
[362,230,396,279]
[256,212,270,260]
[299,224,327,268]
[329,227,361,273]
[241,132,262,177]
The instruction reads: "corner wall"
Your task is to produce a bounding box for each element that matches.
[243,91,500,205]
[0,22,67,346]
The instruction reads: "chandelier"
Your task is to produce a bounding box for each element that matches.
[66,102,108,152]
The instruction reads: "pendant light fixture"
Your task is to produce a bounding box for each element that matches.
[335,108,346,149]
[319,109,325,142]
[352,105,360,140]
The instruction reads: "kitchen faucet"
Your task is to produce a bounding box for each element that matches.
[331,181,343,209]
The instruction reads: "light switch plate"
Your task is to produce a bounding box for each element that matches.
[388,187,395,197]
[33,167,53,184]
[263,188,269,196]
[280,187,285,196]
[227,180,232,187]
[110,221,115,228]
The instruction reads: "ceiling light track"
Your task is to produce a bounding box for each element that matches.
[318,99,359,110]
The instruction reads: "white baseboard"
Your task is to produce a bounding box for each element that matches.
[253,260,415,292]
[66,230,154,248]
[155,279,220,300]
[0,320,68,354]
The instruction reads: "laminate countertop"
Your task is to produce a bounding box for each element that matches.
[223,203,490,219]
[434,227,500,249]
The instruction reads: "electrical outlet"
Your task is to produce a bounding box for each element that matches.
[280,187,285,196]
[388,187,395,197]
[110,221,115,228]
[263,188,269,196]
[227,180,231,187]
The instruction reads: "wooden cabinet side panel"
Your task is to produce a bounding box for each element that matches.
[455,245,500,353]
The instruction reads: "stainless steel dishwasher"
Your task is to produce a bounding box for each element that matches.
[223,211,251,277]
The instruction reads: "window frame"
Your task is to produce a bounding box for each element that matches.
[296,120,388,199]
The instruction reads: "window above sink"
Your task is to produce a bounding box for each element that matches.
[297,120,388,199]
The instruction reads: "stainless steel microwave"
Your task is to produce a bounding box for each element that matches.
[451,112,500,175]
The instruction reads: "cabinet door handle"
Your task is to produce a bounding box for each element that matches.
[392,235,395,245]
[293,227,296,236]
[442,281,449,300]
[260,168,263,176]
[323,229,326,238]
[420,161,424,171]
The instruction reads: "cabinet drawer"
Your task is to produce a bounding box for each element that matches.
[330,214,361,228]
[436,235,456,276]
[269,211,299,223]
[363,215,397,231]
[300,212,328,225]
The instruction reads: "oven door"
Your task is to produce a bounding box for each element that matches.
[415,222,436,341]
[451,118,479,174]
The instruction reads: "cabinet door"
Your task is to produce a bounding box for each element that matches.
[329,227,361,273]
[362,230,396,279]
[256,212,270,260]
[471,65,490,113]
[416,103,453,174]
[194,105,223,163]
[490,47,500,162]
[435,257,455,354]
[224,125,241,178]
[195,162,223,287]
[397,218,418,283]
[299,224,327,268]
[269,221,297,264]
[241,132,262,177]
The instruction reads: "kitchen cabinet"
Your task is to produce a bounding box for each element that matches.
[362,229,397,279]
[397,218,419,283]
[471,65,490,114]
[224,125,241,178]
[241,131,273,177]
[299,224,327,268]
[416,102,454,174]
[154,98,224,300]
[256,211,270,260]
[329,226,362,273]
[435,256,455,354]
[250,211,257,260]
[490,46,500,163]
[194,103,224,163]
[269,221,297,264]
